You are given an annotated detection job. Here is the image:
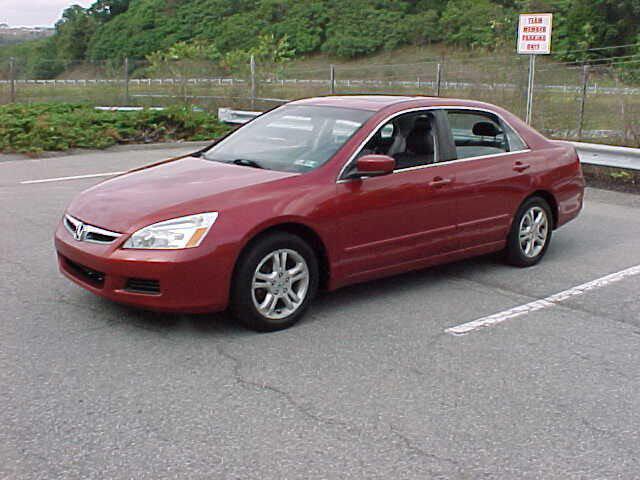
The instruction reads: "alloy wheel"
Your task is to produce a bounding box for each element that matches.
[251,249,310,320]
[518,206,549,258]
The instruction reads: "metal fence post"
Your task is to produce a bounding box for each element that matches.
[9,57,16,103]
[250,54,256,110]
[435,63,442,97]
[330,64,336,95]
[577,64,589,139]
[123,57,130,105]
[525,54,537,125]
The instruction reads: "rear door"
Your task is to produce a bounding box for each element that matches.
[443,109,535,250]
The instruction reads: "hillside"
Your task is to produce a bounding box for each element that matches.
[0,26,54,46]
[2,0,640,80]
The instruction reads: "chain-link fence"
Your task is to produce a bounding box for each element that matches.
[1,54,639,145]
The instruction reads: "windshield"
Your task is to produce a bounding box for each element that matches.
[203,105,373,173]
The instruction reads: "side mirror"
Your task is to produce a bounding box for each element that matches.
[353,154,396,178]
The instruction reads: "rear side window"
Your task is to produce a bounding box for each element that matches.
[447,110,508,159]
[502,122,528,152]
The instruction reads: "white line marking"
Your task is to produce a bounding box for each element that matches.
[20,171,126,185]
[446,264,640,335]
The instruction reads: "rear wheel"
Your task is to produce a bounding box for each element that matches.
[230,233,319,332]
[505,196,552,267]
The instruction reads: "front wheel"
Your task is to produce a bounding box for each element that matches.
[505,197,553,267]
[230,233,319,332]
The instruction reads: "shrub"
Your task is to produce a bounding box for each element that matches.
[0,103,231,154]
[440,0,514,49]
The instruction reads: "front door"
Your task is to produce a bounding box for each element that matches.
[332,110,459,285]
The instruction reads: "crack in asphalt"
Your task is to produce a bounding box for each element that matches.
[388,424,461,469]
[569,349,638,383]
[215,342,359,433]
[215,341,469,476]
[448,273,548,305]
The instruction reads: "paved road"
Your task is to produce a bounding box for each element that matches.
[2,147,640,479]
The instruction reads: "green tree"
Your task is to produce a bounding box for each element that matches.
[3,0,640,79]
[55,5,97,62]
[321,0,410,57]
[89,0,131,23]
[146,40,222,80]
[403,10,441,46]
[441,0,514,49]
[553,0,640,61]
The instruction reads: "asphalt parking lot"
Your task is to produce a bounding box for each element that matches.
[2,146,640,479]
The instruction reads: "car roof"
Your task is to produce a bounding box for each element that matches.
[289,95,414,111]
[288,95,499,112]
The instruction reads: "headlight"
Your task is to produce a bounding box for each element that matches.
[123,212,219,250]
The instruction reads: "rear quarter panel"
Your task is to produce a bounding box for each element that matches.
[539,141,585,228]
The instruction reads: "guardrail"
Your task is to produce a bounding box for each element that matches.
[572,142,640,171]
[218,107,261,124]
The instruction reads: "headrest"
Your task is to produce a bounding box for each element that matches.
[413,116,432,131]
[472,121,502,137]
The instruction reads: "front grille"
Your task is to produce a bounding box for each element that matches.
[64,214,121,244]
[125,278,161,295]
[64,257,105,287]
[85,231,118,243]
[64,216,76,232]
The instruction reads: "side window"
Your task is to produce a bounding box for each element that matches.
[447,110,508,159]
[502,121,528,152]
[353,111,438,171]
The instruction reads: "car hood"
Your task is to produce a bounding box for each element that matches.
[67,157,298,232]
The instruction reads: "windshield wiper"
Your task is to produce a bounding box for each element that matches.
[231,158,265,169]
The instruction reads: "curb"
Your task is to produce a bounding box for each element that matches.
[0,140,213,163]
[582,163,639,195]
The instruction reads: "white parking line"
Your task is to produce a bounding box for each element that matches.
[20,171,126,185]
[446,264,640,335]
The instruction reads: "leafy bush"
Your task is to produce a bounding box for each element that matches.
[440,0,513,49]
[0,103,231,154]
[321,2,409,58]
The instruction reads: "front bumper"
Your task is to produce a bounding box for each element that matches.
[54,222,235,313]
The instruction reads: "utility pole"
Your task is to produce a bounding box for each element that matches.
[435,63,442,97]
[9,57,16,103]
[250,54,256,110]
[123,57,130,105]
[577,64,589,139]
[330,64,336,95]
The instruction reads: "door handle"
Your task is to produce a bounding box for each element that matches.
[428,177,452,188]
[513,161,531,172]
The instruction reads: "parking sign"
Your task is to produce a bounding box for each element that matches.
[518,13,552,54]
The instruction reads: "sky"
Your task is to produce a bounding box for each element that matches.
[0,0,94,27]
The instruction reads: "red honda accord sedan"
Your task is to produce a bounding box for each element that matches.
[55,96,584,331]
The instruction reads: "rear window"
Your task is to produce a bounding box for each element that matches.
[446,110,528,159]
[447,110,508,159]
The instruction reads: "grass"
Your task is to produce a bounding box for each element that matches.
[0,103,231,154]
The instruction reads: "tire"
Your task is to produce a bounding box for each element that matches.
[230,232,319,332]
[505,196,553,267]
